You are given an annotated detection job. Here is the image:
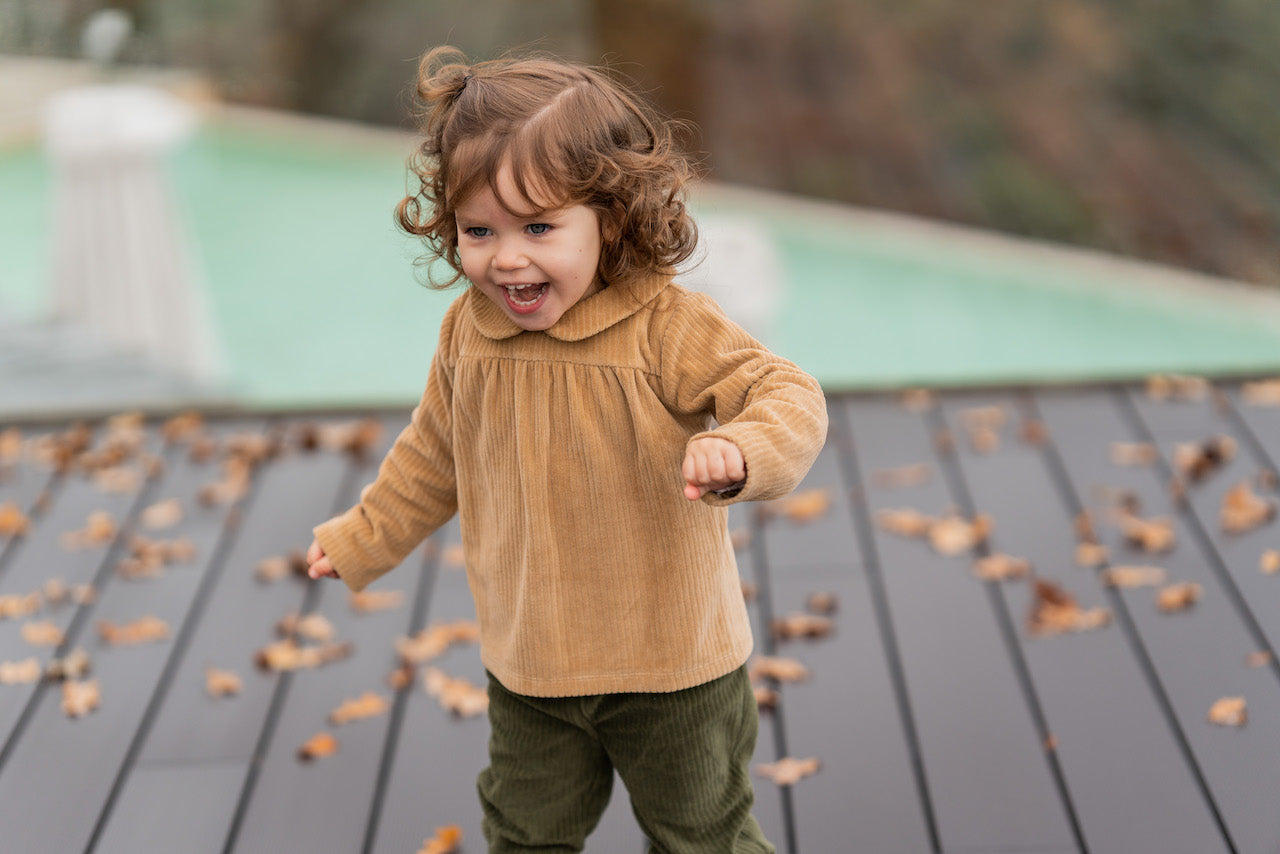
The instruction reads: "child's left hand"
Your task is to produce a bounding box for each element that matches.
[682,437,745,500]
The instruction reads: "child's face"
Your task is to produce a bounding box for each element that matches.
[455,168,603,332]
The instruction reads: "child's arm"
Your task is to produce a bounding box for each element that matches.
[662,291,828,504]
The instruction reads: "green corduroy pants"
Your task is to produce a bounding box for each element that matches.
[478,665,775,853]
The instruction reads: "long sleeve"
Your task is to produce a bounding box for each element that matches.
[313,308,460,591]
[659,291,828,505]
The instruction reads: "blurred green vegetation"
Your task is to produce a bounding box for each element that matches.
[4,0,1278,286]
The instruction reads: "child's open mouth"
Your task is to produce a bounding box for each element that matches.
[503,283,549,314]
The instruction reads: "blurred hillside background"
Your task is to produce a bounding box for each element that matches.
[4,0,1279,289]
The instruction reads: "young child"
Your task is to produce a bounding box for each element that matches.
[306,46,828,853]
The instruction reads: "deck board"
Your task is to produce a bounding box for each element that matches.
[0,385,1277,854]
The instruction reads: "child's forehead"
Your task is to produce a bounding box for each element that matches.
[453,159,571,218]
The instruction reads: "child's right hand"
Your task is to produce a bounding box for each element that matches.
[306,539,339,580]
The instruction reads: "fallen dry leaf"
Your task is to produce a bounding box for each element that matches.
[277,612,336,643]
[255,555,291,582]
[117,535,196,579]
[748,656,810,683]
[1146,374,1209,402]
[62,679,101,718]
[60,511,117,550]
[1156,581,1202,613]
[1241,379,1280,406]
[441,544,466,568]
[1110,442,1157,467]
[805,591,838,615]
[1207,696,1247,727]
[1118,511,1176,554]
[968,426,1001,454]
[161,411,205,442]
[22,620,64,647]
[254,638,352,672]
[1074,542,1109,568]
[423,667,489,717]
[973,553,1030,582]
[92,465,142,494]
[329,691,390,725]
[740,580,758,602]
[298,732,338,761]
[99,616,169,646]
[397,620,480,665]
[875,507,933,538]
[1262,550,1280,575]
[772,489,832,524]
[0,501,30,537]
[753,685,779,711]
[46,648,91,681]
[296,419,384,459]
[0,427,21,464]
[1246,650,1273,668]
[958,405,1007,432]
[0,658,41,685]
[1220,481,1275,534]
[205,667,242,698]
[141,498,183,530]
[928,513,992,556]
[899,389,935,412]
[388,661,416,692]
[755,757,821,786]
[1019,418,1048,446]
[872,462,932,488]
[770,612,833,641]
[0,591,41,620]
[349,589,406,613]
[1102,565,1169,588]
[1173,436,1237,483]
[1026,580,1111,637]
[418,825,463,854]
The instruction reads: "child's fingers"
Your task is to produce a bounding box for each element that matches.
[307,539,324,565]
[308,556,336,580]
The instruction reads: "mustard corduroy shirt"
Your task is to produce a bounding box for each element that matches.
[314,273,828,697]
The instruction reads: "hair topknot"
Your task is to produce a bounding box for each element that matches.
[395,45,699,290]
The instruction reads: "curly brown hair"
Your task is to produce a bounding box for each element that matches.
[395,46,699,290]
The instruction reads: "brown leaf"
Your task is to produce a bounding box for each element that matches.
[0,591,41,619]
[1156,581,1202,613]
[254,638,352,672]
[871,462,932,488]
[1026,580,1111,637]
[1246,650,1273,668]
[329,691,390,725]
[22,620,64,647]
[755,756,821,786]
[1110,442,1157,467]
[748,656,810,683]
[928,513,992,556]
[298,732,338,761]
[255,555,291,583]
[1146,374,1208,402]
[772,489,832,524]
[1261,550,1280,575]
[898,389,935,412]
[1220,481,1275,534]
[0,501,31,537]
[93,465,143,494]
[161,411,205,442]
[349,590,406,613]
[276,612,336,643]
[875,507,933,538]
[423,668,489,718]
[141,498,183,530]
[98,616,169,646]
[418,825,463,854]
[0,658,41,685]
[205,667,243,698]
[62,679,101,718]
[753,685,779,711]
[441,543,466,568]
[396,620,480,665]
[1241,379,1280,406]
[770,613,833,641]
[1118,511,1176,553]
[1173,436,1237,483]
[388,661,416,692]
[973,553,1030,581]
[1207,696,1247,727]
[1074,542,1109,568]
[805,591,838,615]
[46,648,91,681]
[60,511,117,550]
[1101,565,1168,588]
[0,427,22,464]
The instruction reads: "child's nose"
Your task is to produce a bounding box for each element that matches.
[492,239,528,270]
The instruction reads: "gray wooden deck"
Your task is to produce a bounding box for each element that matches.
[1,382,1278,854]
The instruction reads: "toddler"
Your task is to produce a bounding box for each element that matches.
[307,46,828,853]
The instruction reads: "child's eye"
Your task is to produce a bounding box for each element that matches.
[463,226,490,238]
[526,223,552,235]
